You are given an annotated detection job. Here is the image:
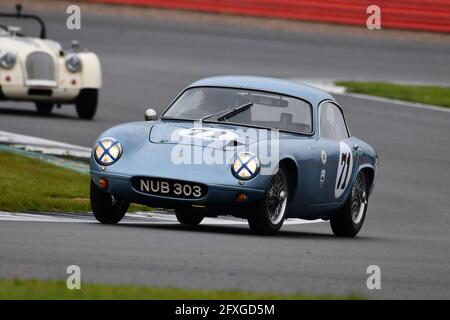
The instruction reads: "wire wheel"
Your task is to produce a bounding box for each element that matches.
[266,169,288,225]
[351,173,367,225]
[247,165,290,235]
[330,171,369,237]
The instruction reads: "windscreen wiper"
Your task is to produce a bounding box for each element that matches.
[217,102,253,122]
[199,102,253,123]
[199,107,234,124]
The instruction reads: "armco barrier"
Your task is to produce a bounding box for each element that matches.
[88,0,450,33]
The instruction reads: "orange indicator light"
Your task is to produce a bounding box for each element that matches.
[98,178,108,189]
[236,193,248,203]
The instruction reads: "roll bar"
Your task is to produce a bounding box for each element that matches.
[0,4,46,39]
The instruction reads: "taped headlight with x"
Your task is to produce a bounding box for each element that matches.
[232,152,260,180]
[94,138,123,166]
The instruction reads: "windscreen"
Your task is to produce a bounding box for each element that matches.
[163,87,313,134]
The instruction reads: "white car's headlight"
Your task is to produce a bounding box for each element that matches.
[0,51,16,69]
[65,53,82,73]
[94,138,123,166]
[232,152,260,180]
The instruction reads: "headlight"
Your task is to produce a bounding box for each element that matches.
[94,138,123,166]
[0,51,16,69]
[232,152,260,180]
[65,53,82,73]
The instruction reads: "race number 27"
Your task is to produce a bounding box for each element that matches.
[334,142,353,199]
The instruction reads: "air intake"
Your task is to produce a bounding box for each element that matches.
[26,52,55,82]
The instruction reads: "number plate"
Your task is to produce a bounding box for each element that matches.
[132,177,207,199]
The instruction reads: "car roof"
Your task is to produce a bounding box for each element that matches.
[188,76,335,106]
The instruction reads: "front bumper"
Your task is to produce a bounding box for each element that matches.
[0,84,80,102]
[90,171,265,212]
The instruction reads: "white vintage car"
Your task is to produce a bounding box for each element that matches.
[0,5,101,119]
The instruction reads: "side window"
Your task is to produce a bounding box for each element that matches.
[319,102,349,141]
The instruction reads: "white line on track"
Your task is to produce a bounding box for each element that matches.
[0,211,321,226]
[0,130,91,159]
[291,78,450,113]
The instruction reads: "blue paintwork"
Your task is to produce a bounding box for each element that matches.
[90,76,377,220]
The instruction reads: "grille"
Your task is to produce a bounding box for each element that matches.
[25,52,55,81]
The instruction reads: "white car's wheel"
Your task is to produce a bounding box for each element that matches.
[330,171,368,237]
[75,89,98,120]
[247,165,289,235]
[90,180,129,224]
[35,102,53,115]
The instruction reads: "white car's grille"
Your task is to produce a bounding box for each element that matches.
[26,52,55,82]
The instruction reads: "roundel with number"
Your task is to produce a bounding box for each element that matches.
[335,142,353,199]
[177,127,239,141]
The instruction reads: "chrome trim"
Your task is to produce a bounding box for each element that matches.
[25,79,57,88]
[317,100,351,139]
[161,86,316,136]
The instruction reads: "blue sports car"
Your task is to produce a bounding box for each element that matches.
[90,76,378,236]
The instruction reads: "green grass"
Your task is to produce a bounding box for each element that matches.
[336,81,450,108]
[0,279,362,300]
[0,151,149,213]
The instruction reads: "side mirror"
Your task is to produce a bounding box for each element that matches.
[144,108,157,121]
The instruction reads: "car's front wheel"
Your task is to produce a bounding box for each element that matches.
[175,209,204,226]
[35,102,54,115]
[330,171,368,237]
[75,89,98,119]
[247,165,289,235]
[90,180,129,224]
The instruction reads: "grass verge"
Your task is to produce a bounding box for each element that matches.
[0,278,362,300]
[336,81,450,108]
[0,151,149,212]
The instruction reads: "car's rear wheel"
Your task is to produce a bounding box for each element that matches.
[75,89,98,120]
[35,102,54,115]
[330,171,368,237]
[247,165,289,235]
[175,209,204,226]
[90,180,129,224]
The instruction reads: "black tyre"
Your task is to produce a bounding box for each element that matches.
[35,102,54,115]
[330,171,368,237]
[247,165,289,235]
[90,180,129,224]
[75,89,98,119]
[175,209,204,226]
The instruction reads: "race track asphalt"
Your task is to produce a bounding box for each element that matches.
[0,6,449,299]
